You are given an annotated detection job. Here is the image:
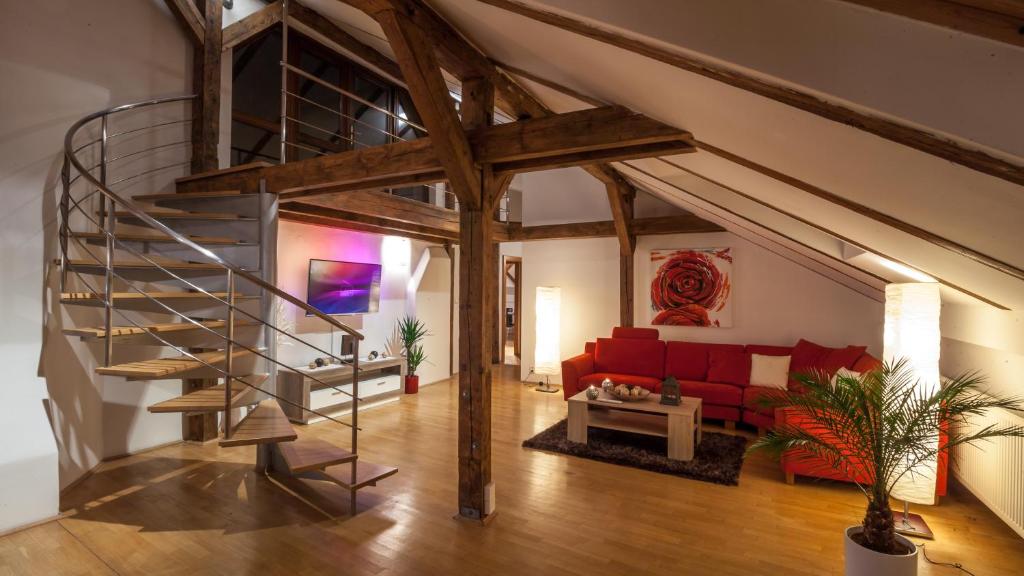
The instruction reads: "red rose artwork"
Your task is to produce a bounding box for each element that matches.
[650,248,732,327]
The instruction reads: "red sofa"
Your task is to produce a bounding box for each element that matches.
[561,327,948,496]
[561,327,868,430]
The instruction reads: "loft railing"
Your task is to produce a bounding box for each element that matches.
[61,94,365,445]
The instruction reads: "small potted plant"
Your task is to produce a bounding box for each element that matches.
[397,316,428,393]
[748,359,1024,576]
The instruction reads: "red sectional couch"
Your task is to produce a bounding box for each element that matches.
[561,327,869,430]
[561,327,948,496]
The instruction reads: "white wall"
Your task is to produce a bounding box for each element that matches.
[520,232,885,384]
[941,306,1024,400]
[634,233,884,352]
[0,0,192,531]
[276,220,452,385]
[520,237,621,383]
[407,246,453,385]
[520,167,611,225]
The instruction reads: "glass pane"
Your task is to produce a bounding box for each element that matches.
[395,90,426,142]
[351,74,390,148]
[231,31,282,165]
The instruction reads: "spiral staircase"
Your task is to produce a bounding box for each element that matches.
[58,95,396,514]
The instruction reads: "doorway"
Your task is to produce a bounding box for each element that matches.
[501,256,522,365]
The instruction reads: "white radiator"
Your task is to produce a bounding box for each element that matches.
[952,405,1024,538]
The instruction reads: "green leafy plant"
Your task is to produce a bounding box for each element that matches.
[406,344,426,376]
[748,359,1024,555]
[397,316,428,352]
[397,316,429,376]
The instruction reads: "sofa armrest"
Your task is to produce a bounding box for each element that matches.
[561,353,595,400]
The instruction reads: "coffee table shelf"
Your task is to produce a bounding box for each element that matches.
[567,391,702,461]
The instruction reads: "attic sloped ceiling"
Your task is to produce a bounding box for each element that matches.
[420,0,1024,310]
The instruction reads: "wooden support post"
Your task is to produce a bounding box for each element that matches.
[192,0,222,173]
[491,242,501,365]
[620,245,635,328]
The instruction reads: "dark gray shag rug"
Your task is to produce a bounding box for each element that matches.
[522,418,747,486]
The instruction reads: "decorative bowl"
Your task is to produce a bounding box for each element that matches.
[610,384,651,402]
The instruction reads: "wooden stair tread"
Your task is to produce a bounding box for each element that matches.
[113,210,255,221]
[319,460,398,490]
[175,162,270,184]
[71,232,251,246]
[133,190,247,202]
[95,348,255,379]
[65,259,224,271]
[278,439,355,474]
[219,399,296,447]
[63,319,259,340]
[61,291,257,306]
[148,374,268,413]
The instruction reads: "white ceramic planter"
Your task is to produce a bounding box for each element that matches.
[844,526,918,576]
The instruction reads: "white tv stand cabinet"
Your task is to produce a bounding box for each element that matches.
[278,356,406,424]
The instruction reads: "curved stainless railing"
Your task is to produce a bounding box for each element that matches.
[60,95,367,443]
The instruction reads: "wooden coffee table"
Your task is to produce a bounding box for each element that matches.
[567,390,702,461]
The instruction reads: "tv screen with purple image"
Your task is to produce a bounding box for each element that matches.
[306,259,382,315]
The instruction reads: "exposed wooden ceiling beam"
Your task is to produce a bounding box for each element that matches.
[280,209,455,244]
[842,0,1024,48]
[299,188,460,233]
[475,0,1024,187]
[505,215,723,242]
[692,140,1024,283]
[289,1,404,81]
[223,0,281,50]
[259,105,692,195]
[337,0,641,201]
[164,0,205,45]
[281,201,458,241]
[376,7,483,209]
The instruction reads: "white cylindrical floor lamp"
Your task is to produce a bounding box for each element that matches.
[534,286,561,393]
[884,282,941,538]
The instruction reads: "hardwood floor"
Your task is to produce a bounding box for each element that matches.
[3,365,1023,575]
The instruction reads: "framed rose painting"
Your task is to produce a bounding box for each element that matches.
[649,248,733,327]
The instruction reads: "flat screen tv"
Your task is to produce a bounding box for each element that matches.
[306,259,382,315]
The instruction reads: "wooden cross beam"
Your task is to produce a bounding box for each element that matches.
[222,0,282,50]
[258,106,694,196]
[164,0,205,45]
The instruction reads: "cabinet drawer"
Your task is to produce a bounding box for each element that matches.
[310,384,353,410]
[359,375,401,398]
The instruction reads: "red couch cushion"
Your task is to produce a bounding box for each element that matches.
[821,346,867,374]
[580,373,662,393]
[851,352,882,373]
[678,379,742,406]
[708,348,751,387]
[743,386,787,415]
[594,338,666,380]
[611,326,660,340]
[746,345,792,356]
[664,342,744,381]
[791,339,830,371]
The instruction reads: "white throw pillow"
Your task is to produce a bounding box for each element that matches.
[830,367,862,387]
[749,354,791,389]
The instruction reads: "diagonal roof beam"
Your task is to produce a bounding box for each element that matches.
[476,0,1024,188]
[164,0,205,45]
[374,6,483,209]
[336,0,640,198]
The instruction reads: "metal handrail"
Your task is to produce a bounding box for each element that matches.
[281,62,428,133]
[63,95,363,341]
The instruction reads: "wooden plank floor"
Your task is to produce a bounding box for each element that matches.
[3,365,1023,575]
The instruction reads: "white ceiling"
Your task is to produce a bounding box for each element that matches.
[246,0,1024,310]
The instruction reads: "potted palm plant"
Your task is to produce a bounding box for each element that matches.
[397,316,428,393]
[749,359,1024,576]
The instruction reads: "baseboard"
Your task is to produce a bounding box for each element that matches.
[101,439,186,463]
[0,513,63,539]
[59,462,101,497]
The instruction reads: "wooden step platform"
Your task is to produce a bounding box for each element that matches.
[277,438,355,474]
[220,399,296,447]
[95,348,256,380]
[63,319,258,341]
[60,291,257,312]
[132,190,247,202]
[318,460,398,490]
[71,231,251,246]
[148,374,268,413]
[64,259,225,278]
[114,210,256,222]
